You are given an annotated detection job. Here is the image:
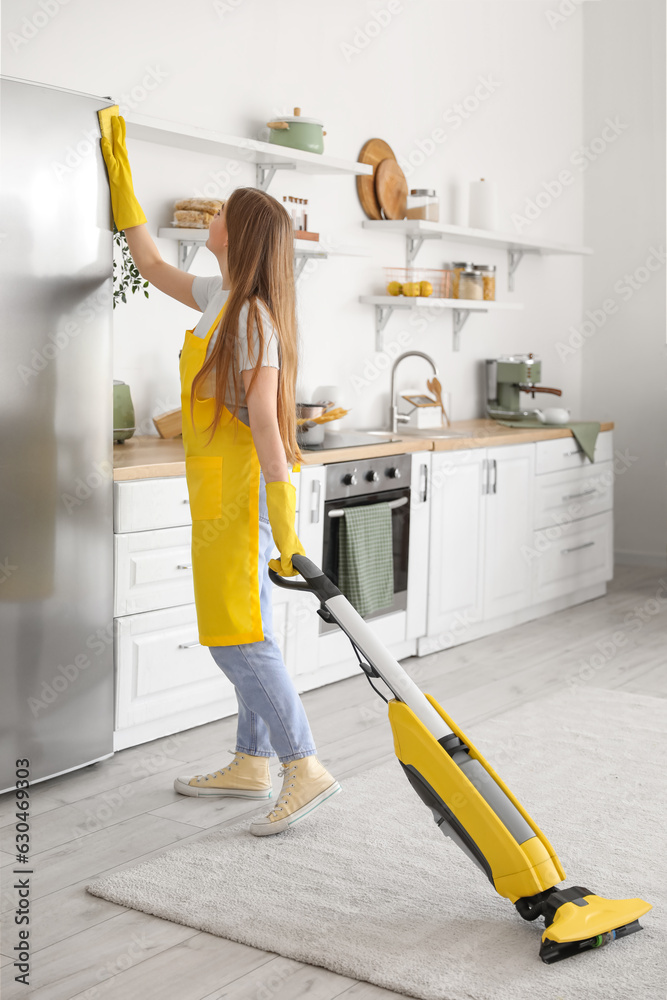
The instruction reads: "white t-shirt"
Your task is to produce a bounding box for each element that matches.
[191,275,281,427]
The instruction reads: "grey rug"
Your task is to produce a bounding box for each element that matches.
[87,687,666,1000]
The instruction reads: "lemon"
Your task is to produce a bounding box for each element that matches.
[403,282,420,297]
[420,280,433,297]
[386,281,403,296]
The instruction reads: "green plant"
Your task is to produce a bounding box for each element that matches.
[112,225,149,308]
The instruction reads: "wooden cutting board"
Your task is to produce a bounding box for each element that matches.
[356,138,396,220]
[375,157,408,220]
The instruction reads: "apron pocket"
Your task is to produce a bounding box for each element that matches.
[185,455,224,520]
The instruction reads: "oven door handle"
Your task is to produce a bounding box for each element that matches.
[327,496,408,518]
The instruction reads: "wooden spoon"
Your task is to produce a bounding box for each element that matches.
[427,377,450,427]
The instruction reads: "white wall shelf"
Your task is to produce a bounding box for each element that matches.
[157,228,368,277]
[359,295,524,352]
[362,219,592,290]
[124,111,373,192]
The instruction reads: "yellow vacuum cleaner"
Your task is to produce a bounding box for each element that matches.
[269,554,652,964]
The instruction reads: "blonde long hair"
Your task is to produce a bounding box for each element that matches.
[190,187,303,468]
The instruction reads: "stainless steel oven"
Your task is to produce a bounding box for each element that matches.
[319,453,413,635]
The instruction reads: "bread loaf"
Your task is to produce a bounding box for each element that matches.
[174,198,223,213]
[173,209,214,227]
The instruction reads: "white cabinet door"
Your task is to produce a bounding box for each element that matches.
[291,464,326,682]
[483,443,535,620]
[426,449,486,647]
[115,604,236,734]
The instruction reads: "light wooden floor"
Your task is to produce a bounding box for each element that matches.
[1,565,665,1000]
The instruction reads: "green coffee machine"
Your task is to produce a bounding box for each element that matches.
[485,353,562,421]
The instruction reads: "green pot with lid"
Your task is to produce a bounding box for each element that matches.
[266,107,326,154]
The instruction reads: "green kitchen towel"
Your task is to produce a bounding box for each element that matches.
[337,503,394,617]
[495,419,601,462]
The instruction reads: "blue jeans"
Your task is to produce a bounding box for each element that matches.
[208,471,317,764]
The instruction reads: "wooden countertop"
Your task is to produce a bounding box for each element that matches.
[113,419,614,481]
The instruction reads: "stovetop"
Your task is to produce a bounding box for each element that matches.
[300,429,404,451]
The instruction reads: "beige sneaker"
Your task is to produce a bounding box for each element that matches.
[249,754,341,836]
[174,750,273,799]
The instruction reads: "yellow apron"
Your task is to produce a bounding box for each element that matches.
[179,303,264,646]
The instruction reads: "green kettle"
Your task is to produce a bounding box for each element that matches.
[113,380,136,443]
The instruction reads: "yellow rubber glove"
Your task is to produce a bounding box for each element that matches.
[265,480,306,577]
[100,115,147,231]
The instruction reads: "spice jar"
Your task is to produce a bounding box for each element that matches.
[458,267,484,300]
[476,264,496,301]
[450,260,475,299]
[406,189,439,222]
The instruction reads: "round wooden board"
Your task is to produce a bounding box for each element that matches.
[356,138,396,220]
[375,157,408,220]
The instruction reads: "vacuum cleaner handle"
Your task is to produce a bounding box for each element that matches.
[268,553,341,604]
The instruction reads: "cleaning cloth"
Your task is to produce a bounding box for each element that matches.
[495,419,601,462]
[337,503,394,617]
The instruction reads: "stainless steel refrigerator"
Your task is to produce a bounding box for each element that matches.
[0,76,115,791]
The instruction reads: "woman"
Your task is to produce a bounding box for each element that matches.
[101,115,340,836]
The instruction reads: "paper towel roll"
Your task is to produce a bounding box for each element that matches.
[468,178,498,230]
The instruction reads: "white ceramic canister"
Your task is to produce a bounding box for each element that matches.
[468,178,498,230]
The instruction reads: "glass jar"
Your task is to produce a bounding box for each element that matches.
[458,267,484,300]
[476,264,496,301]
[449,260,474,299]
[406,189,439,222]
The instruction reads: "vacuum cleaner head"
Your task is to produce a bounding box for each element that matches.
[517,884,652,964]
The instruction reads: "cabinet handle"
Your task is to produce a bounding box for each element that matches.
[178,639,201,649]
[562,449,581,457]
[562,488,597,502]
[310,479,321,524]
[561,541,595,555]
[182,498,190,504]
[490,458,497,495]
[176,563,192,570]
[420,462,428,503]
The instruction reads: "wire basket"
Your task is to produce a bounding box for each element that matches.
[383,266,456,299]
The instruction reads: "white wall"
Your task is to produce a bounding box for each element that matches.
[581,0,666,565]
[7,2,662,560]
[2,0,588,436]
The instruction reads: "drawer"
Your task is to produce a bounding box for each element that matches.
[115,604,234,729]
[114,477,191,532]
[115,471,301,533]
[532,511,613,604]
[535,430,613,475]
[114,526,195,616]
[534,461,613,530]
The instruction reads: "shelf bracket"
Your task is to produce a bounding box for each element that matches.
[452,309,470,351]
[374,303,396,351]
[507,249,525,292]
[255,161,297,193]
[406,235,425,266]
[178,240,203,273]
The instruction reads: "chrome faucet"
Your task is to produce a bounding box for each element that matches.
[389,351,439,433]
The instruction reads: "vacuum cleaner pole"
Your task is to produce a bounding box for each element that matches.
[269,553,652,964]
